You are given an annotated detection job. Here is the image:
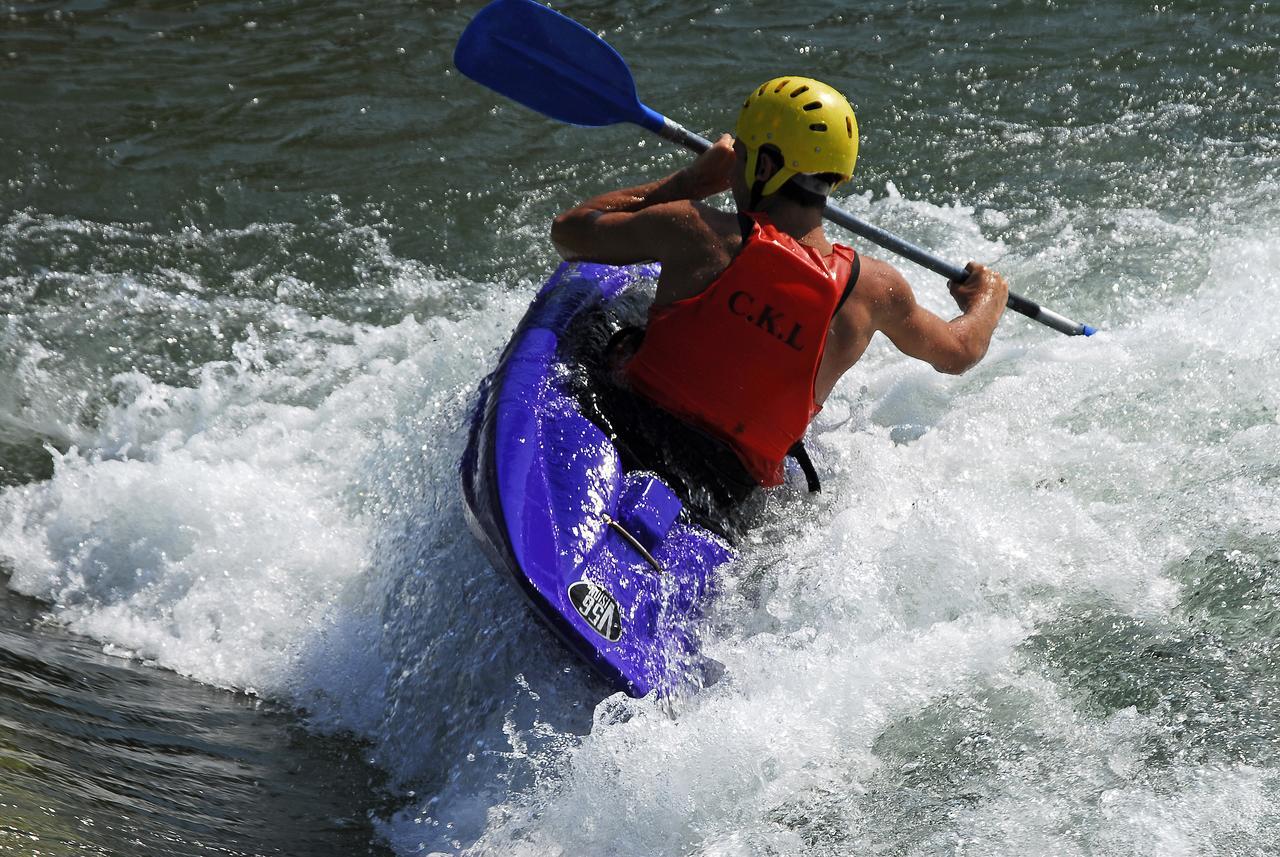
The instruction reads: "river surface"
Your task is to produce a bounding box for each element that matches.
[2,1,1279,854]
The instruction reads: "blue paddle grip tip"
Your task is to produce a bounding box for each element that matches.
[1082,325,1097,336]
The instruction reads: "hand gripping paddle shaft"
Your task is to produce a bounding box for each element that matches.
[454,0,1096,337]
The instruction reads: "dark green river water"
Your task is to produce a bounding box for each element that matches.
[2,1,1279,854]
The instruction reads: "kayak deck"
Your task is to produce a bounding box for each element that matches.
[461,262,733,696]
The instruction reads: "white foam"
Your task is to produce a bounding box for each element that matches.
[0,263,521,705]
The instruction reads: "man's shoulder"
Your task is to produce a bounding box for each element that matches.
[844,254,916,324]
[851,255,910,297]
[643,199,740,238]
[641,201,742,265]
[698,201,744,237]
[648,203,743,304]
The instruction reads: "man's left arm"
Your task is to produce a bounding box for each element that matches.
[551,134,736,264]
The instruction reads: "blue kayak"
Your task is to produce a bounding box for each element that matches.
[460,262,734,697]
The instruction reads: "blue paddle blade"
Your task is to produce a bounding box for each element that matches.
[454,0,666,133]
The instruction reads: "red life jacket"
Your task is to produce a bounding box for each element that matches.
[624,213,856,487]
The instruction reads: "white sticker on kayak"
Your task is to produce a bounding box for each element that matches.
[568,580,623,642]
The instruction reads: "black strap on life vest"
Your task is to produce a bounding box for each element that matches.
[787,441,822,493]
[835,251,860,315]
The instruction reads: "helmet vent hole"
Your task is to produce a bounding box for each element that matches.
[789,85,810,98]
[773,80,791,93]
[743,99,751,108]
[809,123,828,132]
[758,85,766,96]
[803,101,822,111]
[846,116,854,137]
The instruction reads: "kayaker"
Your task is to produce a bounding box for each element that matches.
[551,76,1008,521]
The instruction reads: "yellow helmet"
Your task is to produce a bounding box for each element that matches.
[735,76,859,198]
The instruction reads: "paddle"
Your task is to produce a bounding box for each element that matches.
[454,0,1097,337]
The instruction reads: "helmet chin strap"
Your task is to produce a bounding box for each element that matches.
[746,146,779,211]
[744,148,833,211]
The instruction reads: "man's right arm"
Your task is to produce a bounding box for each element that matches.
[868,258,1008,375]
